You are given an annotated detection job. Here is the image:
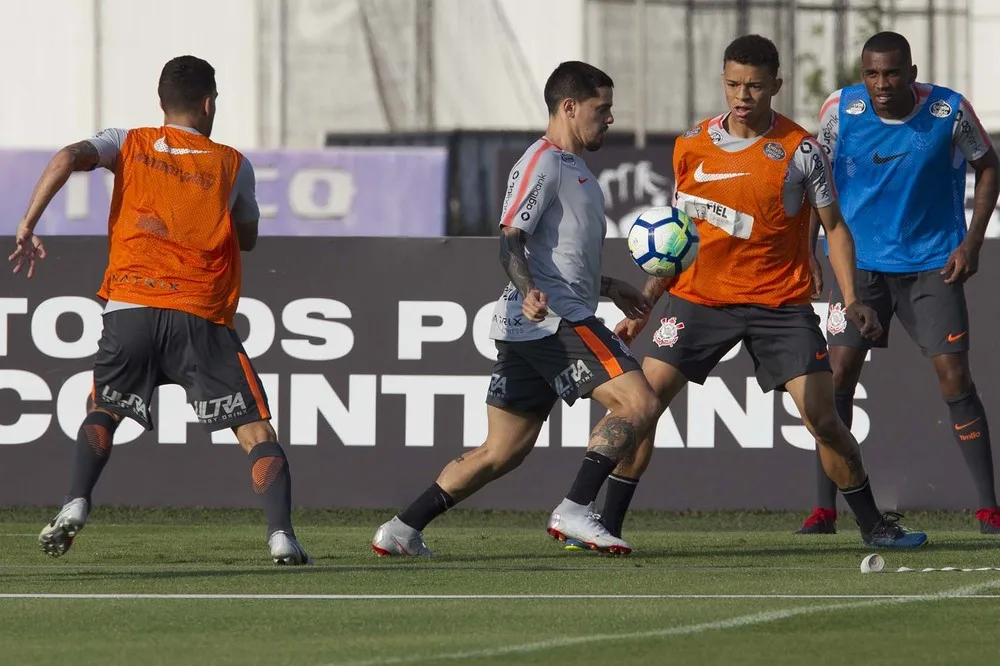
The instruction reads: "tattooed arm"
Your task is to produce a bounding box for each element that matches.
[499,226,548,322]
[18,141,101,234]
[499,226,536,296]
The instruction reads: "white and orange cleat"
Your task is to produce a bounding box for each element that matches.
[547,499,632,555]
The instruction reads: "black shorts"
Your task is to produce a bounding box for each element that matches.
[486,317,642,418]
[647,295,830,392]
[92,307,271,431]
[827,268,970,356]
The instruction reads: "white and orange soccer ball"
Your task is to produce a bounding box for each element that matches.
[626,206,699,278]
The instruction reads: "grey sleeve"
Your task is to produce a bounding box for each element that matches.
[229,157,260,224]
[816,92,840,161]
[793,137,837,208]
[84,128,128,171]
[499,148,561,234]
[953,97,993,163]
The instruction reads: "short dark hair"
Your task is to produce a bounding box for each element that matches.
[543,61,613,115]
[158,56,217,114]
[723,35,780,76]
[862,31,912,64]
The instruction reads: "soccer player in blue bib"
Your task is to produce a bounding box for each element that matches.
[800,31,1000,535]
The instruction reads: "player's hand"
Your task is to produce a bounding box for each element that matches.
[809,256,824,299]
[9,222,47,279]
[941,240,981,285]
[522,288,549,322]
[845,302,883,341]
[614,313,650,345]
[607,278,654,320]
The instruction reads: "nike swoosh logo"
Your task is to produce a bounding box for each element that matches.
[578,177,589,184]
[947,331,967,342]
[955,418,981,431]
[693,162,750,182]
[815,351,829,360]
[872,151,908,164]
[153,137,211,155]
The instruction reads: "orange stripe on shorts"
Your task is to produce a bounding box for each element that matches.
[238,352,270,420]
[573,326,624,379]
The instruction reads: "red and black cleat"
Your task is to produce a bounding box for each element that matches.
[796,507,837,535]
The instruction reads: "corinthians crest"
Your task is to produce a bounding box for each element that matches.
[653,316,685,347]
[827,303,847,335]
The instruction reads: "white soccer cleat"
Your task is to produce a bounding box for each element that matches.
[547,500,632,555]
[371,517,434,557]
[268,530,313,565]
[39,497,89,558]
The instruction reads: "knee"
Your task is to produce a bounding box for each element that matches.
[622,386,662,434]
[236,420,278,453]
[830,359,858,392]
[474,437,531,474]
[804,407,843,445]
[936,361,972,398]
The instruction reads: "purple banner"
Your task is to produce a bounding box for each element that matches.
[0,147,449,237]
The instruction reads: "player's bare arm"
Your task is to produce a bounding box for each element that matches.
[614,275,673,344]
[815,203,882,340]
[600,275,653,320]
[942,146,999,284]
[499,226,547,321]
[10,140,99,278]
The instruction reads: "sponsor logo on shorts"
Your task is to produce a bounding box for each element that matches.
[929,100,953,118]
[653,317,685,347]
[488,374,507,399]
[492,313,523,328]
[612,333,635,360]
[845,99,866,115]
[682,125,703,139]
[763,142,786,161]
[191,392,248,424]
[827,303,847,335]
[553,360,593,398]
[100,386,149,421]
[947,331,967,343]
[815,350,829,361]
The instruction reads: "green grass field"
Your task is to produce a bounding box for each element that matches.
[1,507,998,665]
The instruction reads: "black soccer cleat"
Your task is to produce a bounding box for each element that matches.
[861,511,928,549]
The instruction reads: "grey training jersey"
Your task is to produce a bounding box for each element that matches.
[490,138,607,342]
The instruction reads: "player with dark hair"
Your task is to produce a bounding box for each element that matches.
[9,55,312,565]
[371,61,660,557]
[799,31,1000,535]
[566,34,927,550]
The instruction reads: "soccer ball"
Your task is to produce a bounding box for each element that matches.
[626,206,699,278]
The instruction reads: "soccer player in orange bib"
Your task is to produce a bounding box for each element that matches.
[587,35,928,549]
[9,56,311,565]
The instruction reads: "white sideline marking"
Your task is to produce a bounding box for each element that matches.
[327,580,1000,666]
[0,592,998,601]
